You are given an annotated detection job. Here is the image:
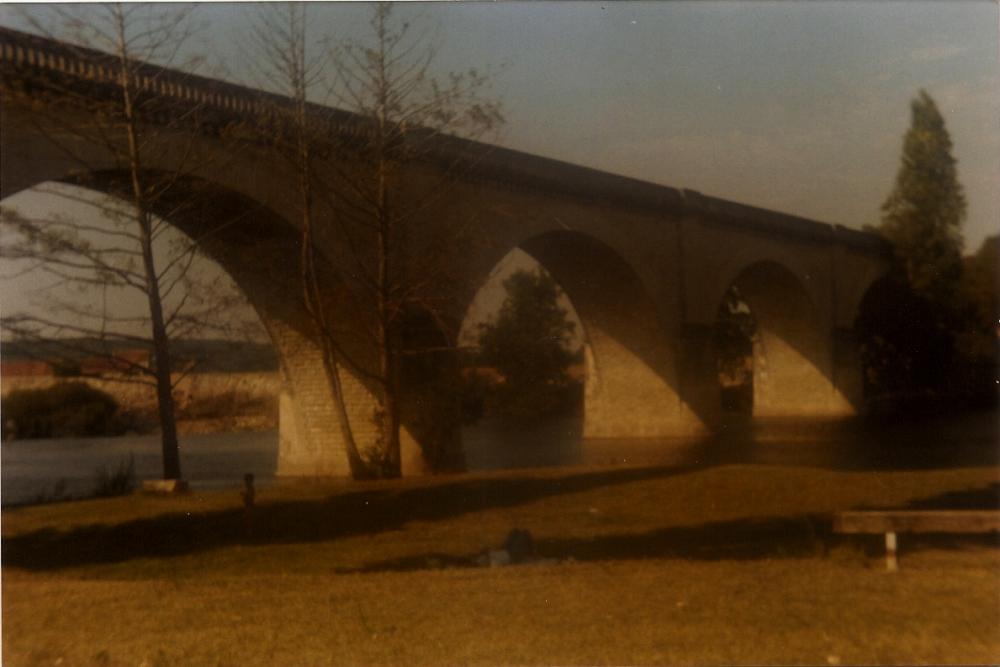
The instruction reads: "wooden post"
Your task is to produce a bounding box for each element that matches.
[242,473,255,538]
[884,531,898,572]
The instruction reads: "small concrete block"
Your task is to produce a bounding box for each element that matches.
[141,479,189,494]
[487,549,511,567]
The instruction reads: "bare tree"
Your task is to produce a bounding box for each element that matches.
[325,4,503,476]
[244,2,367,476]
[1,4,258,481]
[246,3,503,477]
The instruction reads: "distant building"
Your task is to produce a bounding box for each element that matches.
[79,349,151,376]
[0,360,54,377]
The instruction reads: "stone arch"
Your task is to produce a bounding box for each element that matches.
[1,169,363,477]
[466,229,703,441]
[850,271,959,404]
[722,260,852,417]
[700,247,831,329]
[395,305,464,473]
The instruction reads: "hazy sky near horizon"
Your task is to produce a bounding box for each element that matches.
[1,1,998,334]
[232,1,999,247]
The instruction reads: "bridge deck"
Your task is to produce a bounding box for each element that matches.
[0,26,888,253]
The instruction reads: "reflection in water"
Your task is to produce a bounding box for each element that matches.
[462,417,585,471]
[3,411,996,506]
[463,410,1000,473]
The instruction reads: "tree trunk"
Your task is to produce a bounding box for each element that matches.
[149,290,182,480]
[377,333,402,477]
[117,7,182,480]
[294,60,366,476]
[317,335,368,477]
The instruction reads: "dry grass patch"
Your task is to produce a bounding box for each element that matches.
[3,463,999,665]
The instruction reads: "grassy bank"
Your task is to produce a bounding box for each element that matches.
[3,464,998,665]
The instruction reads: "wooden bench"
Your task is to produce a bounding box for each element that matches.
[832,510,1000,571]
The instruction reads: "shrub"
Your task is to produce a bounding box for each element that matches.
[2,382,121,439]
[93,454,136,497]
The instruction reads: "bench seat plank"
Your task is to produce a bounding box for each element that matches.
[833,510,1000,534]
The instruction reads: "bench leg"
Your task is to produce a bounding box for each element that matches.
[885,531,898,572]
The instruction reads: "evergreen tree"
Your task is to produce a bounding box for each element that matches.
[880,89,966,305]
[859,90,969,400]
[955,235,1000,399]
[477,269,578,422]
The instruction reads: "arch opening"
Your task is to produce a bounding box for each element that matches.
[0,178,296,495]
[715,261,852,419]
[713,285,756,418]
[853,273,954,406]
[459,230,699,470]
[458,246,585,471]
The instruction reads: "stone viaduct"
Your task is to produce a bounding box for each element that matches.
[1,28,890,476]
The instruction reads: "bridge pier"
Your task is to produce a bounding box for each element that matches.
[272,324,357,477]
[832,326,865,413]
[274,319,463,478]
[675,323,725,428]
[582,333,706,440]
[751,326,857,419]
[277,368,448,477]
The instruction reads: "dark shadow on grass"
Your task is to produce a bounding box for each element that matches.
[903,482,1000,511]
[336,513,1000,574]
[336,514,833,573]
[9,461,999,573]
[3,463,705,571]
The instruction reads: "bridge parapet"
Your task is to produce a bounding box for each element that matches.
[1,27,890,254]
[681,189,890,254]
[0,26,366,136]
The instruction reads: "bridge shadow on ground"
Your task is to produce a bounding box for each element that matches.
[3,463,702,571]
[336,486,1000,574]
[902,482,1000,510]
[6,467,998,574]
[338,515,836,574]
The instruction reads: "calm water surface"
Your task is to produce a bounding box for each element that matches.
[463,410,999,472]
[2,431,278,506]
[3,411,997,506]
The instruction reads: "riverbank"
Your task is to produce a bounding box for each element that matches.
[4,463,998,664]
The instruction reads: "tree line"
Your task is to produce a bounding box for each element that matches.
[859,90,998,411]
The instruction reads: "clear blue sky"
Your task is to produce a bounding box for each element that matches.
[2,2,998,333]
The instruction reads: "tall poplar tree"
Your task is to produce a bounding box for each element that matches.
[880,89,967,305]
[859,90,968,398]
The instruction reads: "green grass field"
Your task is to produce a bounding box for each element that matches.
[4,463,999,665]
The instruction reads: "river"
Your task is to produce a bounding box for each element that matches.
[3,410,997,507]
[464,410,999,472]
[1,431,278,507]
